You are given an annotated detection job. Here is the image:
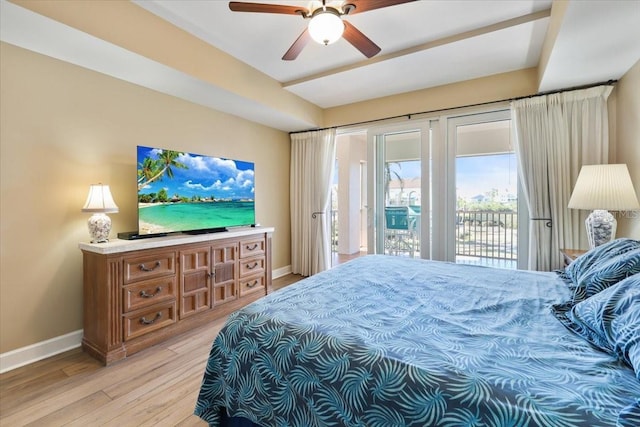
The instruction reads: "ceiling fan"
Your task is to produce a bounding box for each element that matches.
[228,0,416,60]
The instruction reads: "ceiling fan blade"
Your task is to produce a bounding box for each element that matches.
[342,21,381,58]
[342,0,416,15]
[229,2,308,15]
[282,28,311,60]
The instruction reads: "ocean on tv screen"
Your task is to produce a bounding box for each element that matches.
[138,200,255,234]
[137,145,256,234]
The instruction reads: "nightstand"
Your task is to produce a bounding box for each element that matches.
[560,248,588,266]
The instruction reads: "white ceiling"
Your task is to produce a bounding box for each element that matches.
[1,0,639,132]
[135,0,553,108]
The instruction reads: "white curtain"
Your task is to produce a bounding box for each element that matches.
[512,85,612,271]
[290,129,337,276]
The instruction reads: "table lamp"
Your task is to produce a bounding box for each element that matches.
[568,164,639,248]
[82,184,119,243]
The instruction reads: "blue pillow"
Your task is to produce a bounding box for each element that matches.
[556,274,640,379]
[618,398,640,427]
[565,238,640,285]
[572,248,640,303]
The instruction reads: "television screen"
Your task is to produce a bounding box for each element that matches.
[137,145,255,236]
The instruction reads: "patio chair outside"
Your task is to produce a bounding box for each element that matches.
[384,206,419,257]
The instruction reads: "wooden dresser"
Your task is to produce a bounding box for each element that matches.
[79,227,273,365]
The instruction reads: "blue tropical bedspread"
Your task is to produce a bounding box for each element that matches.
[195,255,640,426]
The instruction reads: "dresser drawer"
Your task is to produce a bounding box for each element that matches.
[124,251,176,284]
[123,301,176,341]
[239,238,265,259]
[239,256,265,278]
[239,275,265,297]
[123,276,176,313]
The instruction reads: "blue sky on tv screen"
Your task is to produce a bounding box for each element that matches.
[137,146,255,200]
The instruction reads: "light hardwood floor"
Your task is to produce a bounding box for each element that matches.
[0,274,303,427]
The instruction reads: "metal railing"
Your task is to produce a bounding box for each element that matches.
[331,209,338,252]
[331,208,518,267]
[455,210,517,263]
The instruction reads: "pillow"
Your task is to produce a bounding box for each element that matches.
[565,238,640,285]
[554,274,640,379]
[572,248,640,304]
[617,398,640,427]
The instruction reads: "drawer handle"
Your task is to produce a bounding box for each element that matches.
[139,286,162,298]
[245,243,259,251]
[246,262,259,270]
[140,312,162,325]
[139,261,161,272]
[247,280,259,288]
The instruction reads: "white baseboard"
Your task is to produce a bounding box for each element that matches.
[0,267,294,374]
[0,329,83,374]
[273,265,292,279]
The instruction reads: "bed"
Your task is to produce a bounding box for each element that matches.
[195,240,640,426]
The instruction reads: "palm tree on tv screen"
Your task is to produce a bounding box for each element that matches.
[138,150,187,191]
[137,156,159,190]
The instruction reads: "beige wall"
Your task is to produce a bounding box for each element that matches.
[614,59,640,239]
[2,37,639,357]
[11,0,323,129]
[0,43,291,353]
[324,68,538,128]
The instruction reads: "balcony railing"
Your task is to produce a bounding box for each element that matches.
[456,210,517,267]
[331,209,338,252]
[331,208,518,268]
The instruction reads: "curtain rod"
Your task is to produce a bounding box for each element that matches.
[289,79,617,135]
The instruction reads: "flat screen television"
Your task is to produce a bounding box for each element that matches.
[135,145,255,236]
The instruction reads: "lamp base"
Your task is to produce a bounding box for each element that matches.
[586,209,616,249]
[88,213,112,243]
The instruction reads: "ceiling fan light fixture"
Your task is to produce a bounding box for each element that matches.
[308,9,344,45]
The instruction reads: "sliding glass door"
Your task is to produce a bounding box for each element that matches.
[336,110,527,268]
[367,123,431,259]
[446,110,528,268]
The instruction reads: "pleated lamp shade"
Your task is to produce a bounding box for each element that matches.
[568,164,639,248]
[82,184,119,243]
[569,164,640,211]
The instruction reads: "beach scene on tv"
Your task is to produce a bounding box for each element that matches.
[137,146,255,235]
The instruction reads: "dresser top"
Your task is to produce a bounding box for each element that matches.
[79,226,274,255]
